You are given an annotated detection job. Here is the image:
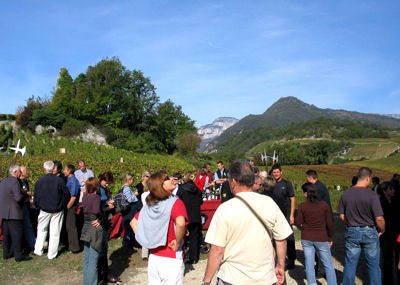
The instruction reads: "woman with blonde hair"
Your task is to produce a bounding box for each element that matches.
[130,171,188,284]
[121,173,142,248]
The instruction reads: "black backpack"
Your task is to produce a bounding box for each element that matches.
[113,186,131,213]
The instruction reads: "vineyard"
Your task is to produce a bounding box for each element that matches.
[281,164,393,211]
[0,130,397,211]
[0,132,193,194]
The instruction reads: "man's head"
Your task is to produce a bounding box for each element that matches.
[64,164,75,177]
[356,167,372,187]
[78,160,86,172]
[9,165,21,178]
[253,174,263,192]
[20,166,30,179]
[305,169,318,184]
[228,160,254,194]
[262,176,276,193]
[217,161,224,171]
[43,160,55,174]
[271,164,283,182]
[249,160,255,167]
[372,176,380,186]
[204,162,212,172]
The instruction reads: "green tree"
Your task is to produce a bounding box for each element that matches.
[151,100,196,154]
[176,131,201,155]
[51,67,75,116]
[16,96,50,130]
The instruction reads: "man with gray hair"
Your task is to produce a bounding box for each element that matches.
[0,165,31,261]
[203,160,292,285]
[33,161,70,259]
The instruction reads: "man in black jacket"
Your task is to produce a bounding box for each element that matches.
[0,165,30,261]
[33,161,70,260]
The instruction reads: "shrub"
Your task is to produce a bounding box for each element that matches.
[60,119,88,137]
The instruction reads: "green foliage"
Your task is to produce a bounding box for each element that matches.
[60,119,88,137]
[32,106,67,129]
[0,114,16,120]
[0,124,13,151]
[51,67,75,116]
[15,57,196,154]
[16,96,50,131]
[149,100,196,154]
[176,131,201,155]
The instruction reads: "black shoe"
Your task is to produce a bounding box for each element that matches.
[16,256,32,262]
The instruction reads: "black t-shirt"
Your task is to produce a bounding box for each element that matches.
[337,186,383,227]
[272,179,294,217]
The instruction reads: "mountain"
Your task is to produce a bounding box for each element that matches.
[386,114,400,119]
[197,117,238,150]
[204,96,400,153]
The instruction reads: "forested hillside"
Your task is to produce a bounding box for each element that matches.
[210,118,399,165]
[206,96,400,152]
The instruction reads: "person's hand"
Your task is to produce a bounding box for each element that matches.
[91,219,100,228]
[275,265,285,285]
[329,241,333,248]
[168,239,178,252]
[378,231,384,237]
[290,216,295,225]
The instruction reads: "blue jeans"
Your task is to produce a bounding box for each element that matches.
[83,242,100,285]
[22,203,36,248]
[301,240,337,285]
[343,226,381,285]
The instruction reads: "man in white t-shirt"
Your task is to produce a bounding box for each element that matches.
[203,160,292,285]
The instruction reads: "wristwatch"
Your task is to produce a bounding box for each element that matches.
[202,279,211,285]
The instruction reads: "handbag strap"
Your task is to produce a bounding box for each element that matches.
[235,195,273,240]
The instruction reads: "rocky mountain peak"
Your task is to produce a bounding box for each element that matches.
[197,117,239,150]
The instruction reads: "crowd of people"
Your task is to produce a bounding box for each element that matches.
[0,159,399,285]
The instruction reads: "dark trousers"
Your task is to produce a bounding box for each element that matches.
[66,205,80,252]
[2,219,24,261]
[381,233,400,285]
[287,233,296,261]
[187,223,202,262]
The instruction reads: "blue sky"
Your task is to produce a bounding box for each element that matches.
[1,0,399,127]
